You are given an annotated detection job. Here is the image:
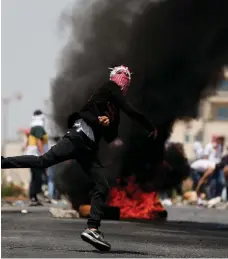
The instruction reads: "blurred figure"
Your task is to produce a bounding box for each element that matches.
[46,137,62,203]
[47,166,55,200]
[192,154,227,200]
[190,157,216,196]
[222,148,228,183]
[25,110,49,206]
[204,135,222,164]
[193,139,204,160]
[160,142,185,206]
[216,136,225,161]
[18,128,30,152]
[217,149,228,201]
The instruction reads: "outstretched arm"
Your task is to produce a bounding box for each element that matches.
[110,84,157,137]
[195,167,214,195]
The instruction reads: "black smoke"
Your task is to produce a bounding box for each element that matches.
[119,0,228,187]
[52,0,147,132]
[52,0,228,190]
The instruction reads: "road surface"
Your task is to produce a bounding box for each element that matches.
[2,206,228,258]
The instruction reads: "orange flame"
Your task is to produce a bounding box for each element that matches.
[107,176,166,220]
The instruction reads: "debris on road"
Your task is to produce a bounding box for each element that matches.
[49,207,80,218]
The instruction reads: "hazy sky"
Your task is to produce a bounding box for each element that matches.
[2,0,76,139]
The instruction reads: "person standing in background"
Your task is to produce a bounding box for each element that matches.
[46,137,60,203]
[216,136,225,162]
[193,138,204,160]
[204,135,222,164]
[25,110,49,206]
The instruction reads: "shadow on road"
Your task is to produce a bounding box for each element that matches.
[71,249,150,256]
[122,219,228,230]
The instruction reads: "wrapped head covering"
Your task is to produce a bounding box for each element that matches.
[109,65,132,95]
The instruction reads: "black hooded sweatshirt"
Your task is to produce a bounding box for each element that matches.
[68,81,156,144]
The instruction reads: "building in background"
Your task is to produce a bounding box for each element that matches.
[170,68,228,159]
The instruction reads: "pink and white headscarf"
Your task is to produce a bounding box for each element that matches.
[109,65,132,95]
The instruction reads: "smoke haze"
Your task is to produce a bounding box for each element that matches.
[52,0,228,188]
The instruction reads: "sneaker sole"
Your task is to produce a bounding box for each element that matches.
[81,233,111,252]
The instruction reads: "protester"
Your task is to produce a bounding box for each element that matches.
[193,139,204,160]
[204,135,223,164]
[25,110,49,206]
[2,65,157,251]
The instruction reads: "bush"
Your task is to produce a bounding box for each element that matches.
[1,178,27,198]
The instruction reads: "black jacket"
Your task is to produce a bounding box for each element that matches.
[68,81,156,144]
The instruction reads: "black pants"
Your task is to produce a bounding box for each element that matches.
[1,128,110,229]
[29,168,43,200]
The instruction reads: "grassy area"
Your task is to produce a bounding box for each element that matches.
[1,177,27,198]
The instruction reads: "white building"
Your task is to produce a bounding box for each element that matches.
[170,69,228,160]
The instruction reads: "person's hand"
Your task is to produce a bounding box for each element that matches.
[148,128,158,140]
[98,116,110,127]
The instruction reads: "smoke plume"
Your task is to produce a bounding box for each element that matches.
[52,0,228,189]
[52,0,147,131]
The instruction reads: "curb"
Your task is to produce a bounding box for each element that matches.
[1,206,50,214]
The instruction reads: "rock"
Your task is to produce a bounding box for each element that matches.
[183,200,190,205]
[215,203,227,210]
[175,196,183,203]
[183,191,198,205]
[51,198,72,209]
[175,202,184,207]
[207,197,222,208]
[161,199,173,206]
[1,200,12,207]
[13,200,25,207]
[212,201,228,210]
[3,196,28,204]
[49,207,80,218]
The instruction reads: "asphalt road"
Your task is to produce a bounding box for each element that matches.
[2,207,228,258]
